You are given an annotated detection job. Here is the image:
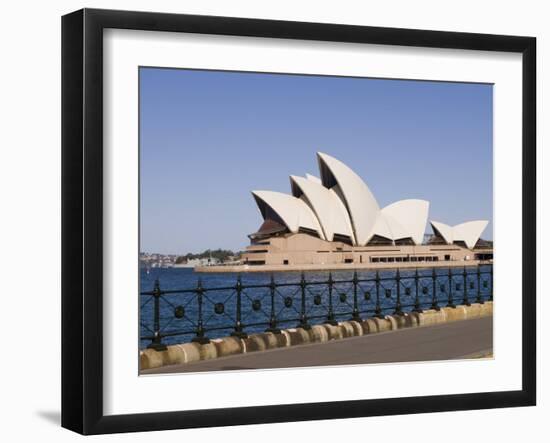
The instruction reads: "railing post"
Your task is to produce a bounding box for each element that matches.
[431,267,440,311]
[447,267,456,308]
[266,274,281,333]
[412,267,423,313]
[297,272,311,330]
[462,266,471,306]
[374,270,384,318]
[393,268,404,315]
[351,270,361,321]
[147,279,167,351]
[192,278,210,344]
[231,275,248,339]
[325,272,338,326]
[476,264,484,304]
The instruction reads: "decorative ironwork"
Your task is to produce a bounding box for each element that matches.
[231,275,247,339]
[325,272,338,326]
[146,279,167,351]
[297,272,311,330]
[252,300,262,311]
[446,268,456,308]
[431,267,440,311]
[374,270,384,319]
[174,306,185,319]
[214,303,224,315]
[265,274,280,334]
[351,271,361,321]
[462,266,471,306]
[192,278,209,344]
[412,268,423,314]
[393,269,404,316]
[140,264,493,351]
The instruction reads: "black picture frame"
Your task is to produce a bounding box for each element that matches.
[62,8,536,435]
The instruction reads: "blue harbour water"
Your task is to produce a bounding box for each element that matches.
[139,266,492,350]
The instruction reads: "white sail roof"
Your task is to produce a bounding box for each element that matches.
[317,152,380,246]
[305,173,322,185]
[250,153,486,249]
[290,175,355,243]
[381,199,429,244]
[430,220,488,249]
[252,190,325,239]
[430,221,454,244]
[372,213,407,241]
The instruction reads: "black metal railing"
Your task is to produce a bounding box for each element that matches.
[140,264,493,351]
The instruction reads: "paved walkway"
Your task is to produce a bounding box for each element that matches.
[142,316,493,375]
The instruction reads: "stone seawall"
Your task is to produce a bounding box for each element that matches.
[140,302,493,371]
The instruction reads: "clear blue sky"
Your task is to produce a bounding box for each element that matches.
[140,67,493,254]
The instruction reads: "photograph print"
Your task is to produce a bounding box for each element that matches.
[138,67,494,375]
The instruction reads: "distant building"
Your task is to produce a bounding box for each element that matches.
[174,257,221,268]
[241,152,492,267]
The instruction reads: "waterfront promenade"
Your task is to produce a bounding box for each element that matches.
[142,315,492,374]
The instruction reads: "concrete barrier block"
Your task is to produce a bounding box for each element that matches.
[363,318,378,334]
[286,328,311,346]
[388,314,408,329]
[349,320,364,336]
[275,332,289,347]
[322,324,343,340]
[338,321,355,338]
[140,348,171,370]
[418,311,430,326]
[416,309,444,327]
[242,335,268,353]
[256,332,285,349]
[404,312,420,328]
[164,343,201,365]
[433,309,447,325]
[212,337,243,358]
[309,324,329,343]
[415,312,429,326]
[479,302,493,317]
[442,306,468,322]
[373,317,392,332]
[385,315,399,330]
[177,343,201,363]
[465,303,482,319]
[198,342,218,360]
[280,330,292,346]
[164,345,186,365]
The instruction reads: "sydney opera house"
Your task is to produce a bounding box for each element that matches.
[240,152,492,268]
